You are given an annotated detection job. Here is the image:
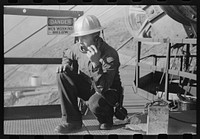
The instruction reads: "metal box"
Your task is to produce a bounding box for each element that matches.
[178,99,196,111]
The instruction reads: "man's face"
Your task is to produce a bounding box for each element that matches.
[78,34,94,52]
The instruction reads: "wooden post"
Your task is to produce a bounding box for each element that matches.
[164,43,171,101]
[135,41,141,94]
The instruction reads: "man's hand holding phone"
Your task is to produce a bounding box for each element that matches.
[86,45,101,68]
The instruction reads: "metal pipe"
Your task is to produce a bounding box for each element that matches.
[135,41,141,94]
[164,43,171,101]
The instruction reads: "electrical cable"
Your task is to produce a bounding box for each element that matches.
[169,115,196,124]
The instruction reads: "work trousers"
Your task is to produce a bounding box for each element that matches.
[57,67,120,124]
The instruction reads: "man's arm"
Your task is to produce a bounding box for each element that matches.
[57,47,77,73]
[90,55,120,94]
[62,48,75,65]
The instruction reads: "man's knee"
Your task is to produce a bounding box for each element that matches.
[87,93,111,114]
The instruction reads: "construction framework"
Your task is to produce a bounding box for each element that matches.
[133,37,197,101]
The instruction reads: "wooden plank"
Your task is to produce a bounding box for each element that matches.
[4,7,84,18]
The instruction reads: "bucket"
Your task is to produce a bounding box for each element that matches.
[147,99,169,135]
[30,75,42,86]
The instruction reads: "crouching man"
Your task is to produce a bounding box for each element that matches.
[55,15,123,133]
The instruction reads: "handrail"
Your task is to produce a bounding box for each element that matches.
[140,54,196,61]
[138,62,196,81]
[134,38,197,44]
[4,57,62,64]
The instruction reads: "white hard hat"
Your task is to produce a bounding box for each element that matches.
[71,15,104,37]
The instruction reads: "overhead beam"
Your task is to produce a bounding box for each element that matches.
[4,7,84,18]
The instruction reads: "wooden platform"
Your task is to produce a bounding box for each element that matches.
[4,65,196,135]
[4,94,149,135]
[4,105,196,135]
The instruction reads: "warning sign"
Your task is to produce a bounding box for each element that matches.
[47,17,74,35]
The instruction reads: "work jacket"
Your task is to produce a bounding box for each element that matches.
[62,37,123,94]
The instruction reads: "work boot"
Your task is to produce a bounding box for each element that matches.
[99,123,113,130]
[54,122,82,133]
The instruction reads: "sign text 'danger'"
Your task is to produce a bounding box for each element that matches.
[48,17,74,26]
[47,17,74,35]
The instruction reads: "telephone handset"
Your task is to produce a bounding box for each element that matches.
[93,35,100,48]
